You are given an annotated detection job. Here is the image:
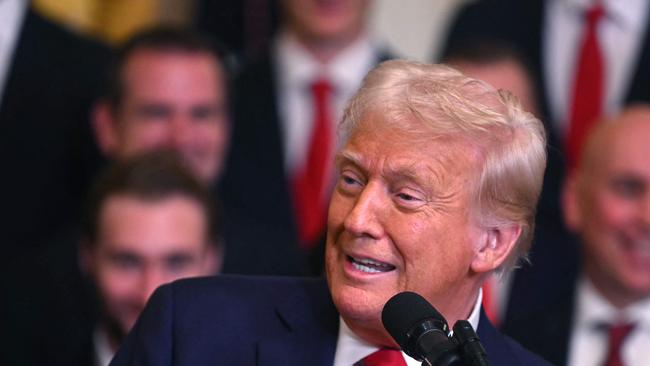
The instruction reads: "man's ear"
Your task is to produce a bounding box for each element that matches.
[562,174,582,232]
[471,224,522,273]
[92,101,120,157]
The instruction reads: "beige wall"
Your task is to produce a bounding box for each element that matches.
[369,0,472,62]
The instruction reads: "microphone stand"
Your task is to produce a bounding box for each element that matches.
[418,320,490,366]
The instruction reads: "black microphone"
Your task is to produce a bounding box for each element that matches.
[382,292,462,366]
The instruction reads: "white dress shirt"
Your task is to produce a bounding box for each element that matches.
[567,276,650,366]
[544,0,649,138]
[333,290,483,366]
[0,0,27,102]
[274,31,379,176]
[93,327,115,366]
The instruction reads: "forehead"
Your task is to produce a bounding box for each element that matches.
[339,117,481,181]
[591,119,650,178]
[121,49,223,99]
[97,195,208,253]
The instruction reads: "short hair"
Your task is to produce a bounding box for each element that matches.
[441,38,532,69]
[103,26,230,109]
[82,150,220,247]
[340,60,547,272]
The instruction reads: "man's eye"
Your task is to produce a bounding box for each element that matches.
[342,175,358,185]
[191,106,221,121]
[394,189,426,209]
[396,193,418,201]
[337,172,363,194]
[136,105,171,120]
[110,255,140,270]
[611,177,645,199]
[166,255,194,272]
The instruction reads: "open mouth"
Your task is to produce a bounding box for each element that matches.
[347,255,396,273]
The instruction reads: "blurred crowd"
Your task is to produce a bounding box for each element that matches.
[1,0,649,365]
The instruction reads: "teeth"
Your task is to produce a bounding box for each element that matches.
[356,257,392,268]
[349,256,395,273]
[352,261,383,273]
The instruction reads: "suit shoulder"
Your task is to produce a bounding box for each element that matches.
[167,275,328,304]
[501,334,555,366]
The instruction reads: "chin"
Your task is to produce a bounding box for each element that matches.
[332,282,383,324]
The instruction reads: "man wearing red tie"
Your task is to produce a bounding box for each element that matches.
[221,0,392,275]
[505,106,650,366]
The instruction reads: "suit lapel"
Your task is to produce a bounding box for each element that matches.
[478,310,521,365]
[624,13,650,103]
[256,279,339,366]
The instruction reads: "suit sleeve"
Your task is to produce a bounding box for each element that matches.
[110,284,175,366]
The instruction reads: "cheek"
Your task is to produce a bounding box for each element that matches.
[121,124,169,153]
[590,193,636,232]
[198,123,229,152]
[95,266,139,304]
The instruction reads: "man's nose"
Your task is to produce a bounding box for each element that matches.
[138,269,166,307]
[343,182,385,239]
[169,116,193,147]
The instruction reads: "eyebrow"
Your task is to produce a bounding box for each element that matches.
[335,149,432,188]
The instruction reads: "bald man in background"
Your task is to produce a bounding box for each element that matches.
[504,106,650,366]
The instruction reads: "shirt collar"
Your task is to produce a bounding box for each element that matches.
[556,0,648,31]
[274,30,377,94]
[93,327,115,366]
[574,275,650,331]
[333,289,483,365]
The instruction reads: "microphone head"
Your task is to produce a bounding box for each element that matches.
[381,291,447,349]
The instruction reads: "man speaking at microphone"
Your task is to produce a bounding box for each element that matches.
[110,60,551,365]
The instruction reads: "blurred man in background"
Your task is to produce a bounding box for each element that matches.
[505,106,650,366]
[82,151,221,365]
[222,0,391,275]
[0,1,109,262]
[92,27,230,184]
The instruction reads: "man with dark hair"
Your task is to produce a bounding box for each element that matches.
[1,151,222,366]
[81,151,221,365]
[93,27,231,184]
[90,26,309,276]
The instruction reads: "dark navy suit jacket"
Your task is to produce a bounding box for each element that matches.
[110,276,552,365]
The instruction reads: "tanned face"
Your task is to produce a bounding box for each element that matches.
[326,117,486,346]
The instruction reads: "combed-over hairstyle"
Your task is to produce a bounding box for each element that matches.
[339,60,547,272]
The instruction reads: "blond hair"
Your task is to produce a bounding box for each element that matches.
[339,60,547,272]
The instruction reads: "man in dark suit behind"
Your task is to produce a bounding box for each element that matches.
[441,0,650,329]
[504,106,650,366]
[220,0,391,275]
[0,5,110,261]
[110,60,552,365]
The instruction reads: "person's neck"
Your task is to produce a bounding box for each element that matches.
[290,30,365,64]
[100,321,124,354]
[584,265,643,309]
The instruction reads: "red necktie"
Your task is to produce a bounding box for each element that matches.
[566,3,605,169]
[602,323,635,366]
[354,349,407,366]
[292,79,333,247]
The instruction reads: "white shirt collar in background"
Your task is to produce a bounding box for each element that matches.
[0,0,27,101]
[274,30,377,174]
[567,275,650,366]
